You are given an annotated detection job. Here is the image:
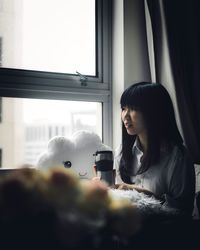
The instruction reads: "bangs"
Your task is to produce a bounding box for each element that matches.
[120,84,144,110]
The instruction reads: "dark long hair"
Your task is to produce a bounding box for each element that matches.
[119,82,183,183]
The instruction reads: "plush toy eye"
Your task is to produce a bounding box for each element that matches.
[63,161,72,168]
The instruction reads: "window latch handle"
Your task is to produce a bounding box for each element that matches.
[76,71,87,86]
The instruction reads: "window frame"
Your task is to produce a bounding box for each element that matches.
[0,0,112,146]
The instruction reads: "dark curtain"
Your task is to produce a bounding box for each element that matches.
[146,0,200,164]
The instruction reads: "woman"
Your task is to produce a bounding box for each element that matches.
[114,82,195,215]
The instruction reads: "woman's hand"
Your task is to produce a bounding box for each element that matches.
[91,176,101,182]
[114,183,154,196]
[114,183,134,190]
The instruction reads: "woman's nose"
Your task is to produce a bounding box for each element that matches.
[124,108,130,117]
[123,109,130,119]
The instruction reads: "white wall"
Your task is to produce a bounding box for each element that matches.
[0,98,25,168]
[112,0,124,150]
[112,0,151,150]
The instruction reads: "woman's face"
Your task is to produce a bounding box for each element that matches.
[121,106,146,136]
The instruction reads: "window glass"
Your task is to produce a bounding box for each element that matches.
[0,97,102,168]
[0,0,96,75]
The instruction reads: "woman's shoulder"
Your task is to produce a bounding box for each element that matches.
[159,144,193,172]
[163,143,190,158]
[166,144,194,171]
[172,144,192,159]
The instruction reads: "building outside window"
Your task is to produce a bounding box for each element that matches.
[0,0,112,168]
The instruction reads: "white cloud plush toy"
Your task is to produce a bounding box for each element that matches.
[36,130,112,179]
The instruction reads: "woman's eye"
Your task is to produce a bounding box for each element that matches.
[121,107,126,111]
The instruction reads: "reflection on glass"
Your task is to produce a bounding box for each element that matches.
[0,97,102,168]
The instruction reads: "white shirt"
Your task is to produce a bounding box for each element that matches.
[114,141,195,213]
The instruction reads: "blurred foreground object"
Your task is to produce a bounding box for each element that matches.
[0,167,141,250]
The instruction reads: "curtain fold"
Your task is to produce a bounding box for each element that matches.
[146,0,200,164]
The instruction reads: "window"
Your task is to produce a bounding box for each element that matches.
[0,0,112,168]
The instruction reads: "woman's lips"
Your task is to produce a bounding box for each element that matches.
[124,123,132,129]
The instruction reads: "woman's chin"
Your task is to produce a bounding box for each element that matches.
[126,128,136,135]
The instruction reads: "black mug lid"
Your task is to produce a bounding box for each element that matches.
[94,150,113,162]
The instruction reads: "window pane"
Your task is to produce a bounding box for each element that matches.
[0,97,102,168]
[0,0,96,75]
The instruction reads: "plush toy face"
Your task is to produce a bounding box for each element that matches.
[36,130,112,179]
